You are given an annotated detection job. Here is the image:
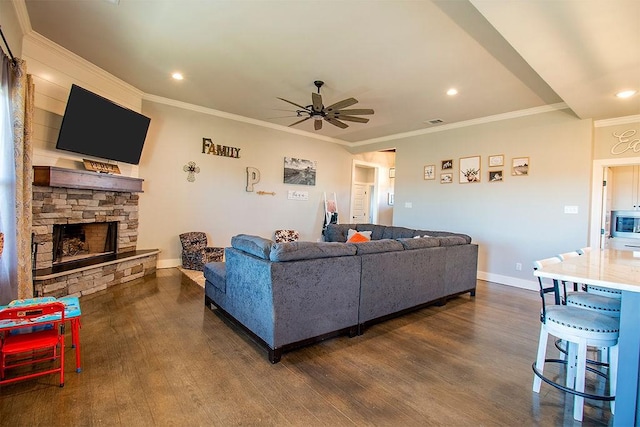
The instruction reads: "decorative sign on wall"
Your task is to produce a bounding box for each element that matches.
[183,161,200,182]
[283,157,317,186]
[202,138,241,159]
[246,167,260,192]
[611,129,640,155]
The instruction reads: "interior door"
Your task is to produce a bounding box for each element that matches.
[351,183,370,224]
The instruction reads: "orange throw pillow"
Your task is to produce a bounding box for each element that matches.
[347,232,370,243]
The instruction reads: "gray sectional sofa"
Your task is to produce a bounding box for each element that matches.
[204,224,478,363]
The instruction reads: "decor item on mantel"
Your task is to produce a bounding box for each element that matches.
[183,161,200,182]
[83,159,121,174]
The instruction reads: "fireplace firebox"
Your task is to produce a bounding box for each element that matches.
[52,222,118,266]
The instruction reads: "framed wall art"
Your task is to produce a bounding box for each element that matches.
[440,173,453,184]
[512,157,529,176]
[283,157,317,186]
[459,156,481,183]
[489,170,503,182]
[424,165,435,180]
[488,154,504,167]
[441,159,453,170]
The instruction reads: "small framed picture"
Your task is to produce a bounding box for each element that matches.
[489,170,503,182]
[440,173,453,184]
[441,159,453,170]
[512,157,529,176]
[389,168,396,178]
[459,155,481,183]
[424,165,435,180]
[488,154,504,167]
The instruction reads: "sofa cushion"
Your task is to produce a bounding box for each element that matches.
[381,226,416,239]
[270,241,357,262]
[397,237,441,250]
[437,236,469,246]
[355,224,386,241]
[231,234,273,259]
[203,261,226,292]
[324,224,356,242]
[347,229,372,243]
[354,239,404,255]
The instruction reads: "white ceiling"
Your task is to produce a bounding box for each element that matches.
[22,0,640,145]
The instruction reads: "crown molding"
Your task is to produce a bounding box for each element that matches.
[11,0,32,34]
[23,31,145,99]
[351,103,570,147]
[142,93,349,146]
[594,115,640,128]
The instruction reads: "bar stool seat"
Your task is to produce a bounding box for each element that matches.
[566,292,621,317]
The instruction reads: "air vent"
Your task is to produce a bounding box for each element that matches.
[426,119,444,125]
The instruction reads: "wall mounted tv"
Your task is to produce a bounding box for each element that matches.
[55,84,151,165]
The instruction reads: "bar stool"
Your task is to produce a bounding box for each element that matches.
[533,259,619,421]
[576,247,623,299]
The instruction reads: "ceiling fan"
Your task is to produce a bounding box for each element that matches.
[277,81,374,131]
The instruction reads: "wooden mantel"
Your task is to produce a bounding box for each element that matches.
[33,166,144,193]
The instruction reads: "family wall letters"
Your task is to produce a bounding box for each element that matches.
[202,138,241,159]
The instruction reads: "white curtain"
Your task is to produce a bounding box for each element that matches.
[0,51,33,305]
[0,51,17,304]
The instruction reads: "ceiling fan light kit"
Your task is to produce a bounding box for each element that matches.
[278,81,374,131]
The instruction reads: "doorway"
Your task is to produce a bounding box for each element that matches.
[589,157,640,248]
[350,161,379,225]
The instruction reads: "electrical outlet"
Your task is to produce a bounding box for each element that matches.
[515,262,522,271]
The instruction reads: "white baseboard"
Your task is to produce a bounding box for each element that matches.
[158,258,181,269]
[477,271,538,292]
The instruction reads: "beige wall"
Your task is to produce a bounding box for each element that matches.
[138,101,356,266]
[351,109,594,289]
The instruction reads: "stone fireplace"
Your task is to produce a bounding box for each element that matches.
[32,166,158,297]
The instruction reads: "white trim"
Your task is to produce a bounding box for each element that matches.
[594,115,640,128]
[12,0,32,34]
[157,258,181,269]
[23,31,145,99]
[143,94,349,145]
[477,271,538,292]
[350,102,570,146]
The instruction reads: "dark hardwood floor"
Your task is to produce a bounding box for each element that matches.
[0,269,612,426]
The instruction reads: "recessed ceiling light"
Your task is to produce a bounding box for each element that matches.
[616,89,637,98]
[172,72,184,81]
[446,88,458,96]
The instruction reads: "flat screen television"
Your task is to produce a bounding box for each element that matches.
[55,84,151,165]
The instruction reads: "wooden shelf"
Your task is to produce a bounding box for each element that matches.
[33,166,144,193]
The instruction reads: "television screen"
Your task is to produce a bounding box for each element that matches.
[55,84,151,165]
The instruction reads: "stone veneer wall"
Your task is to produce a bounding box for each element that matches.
[35,255,157,297]
[32,186,139,270]
[32,185,157,297]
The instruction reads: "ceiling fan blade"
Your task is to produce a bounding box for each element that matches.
[289,117,311,127]
[334,115,369,123]
[329,108,375,116]
[314,119,323,130]
[326,117,349,129]
[312,92,323,112]
[277,97,309,111]
[325,97,358,112]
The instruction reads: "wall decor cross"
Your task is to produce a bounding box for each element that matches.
[183,161,200,182]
